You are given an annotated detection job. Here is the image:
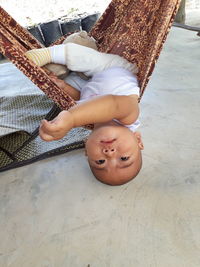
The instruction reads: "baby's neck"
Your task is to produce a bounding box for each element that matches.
[93,121,118,130]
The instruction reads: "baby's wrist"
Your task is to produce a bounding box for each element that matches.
[68,109,80,128]
[58,110,75,132]
[67,111,75,130]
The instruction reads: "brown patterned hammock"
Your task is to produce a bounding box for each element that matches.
[0,0,180,171]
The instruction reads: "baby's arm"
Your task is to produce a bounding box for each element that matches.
[39,94,139,141]
[49,74,80,100]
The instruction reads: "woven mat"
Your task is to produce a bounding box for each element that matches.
[0,63,90,171]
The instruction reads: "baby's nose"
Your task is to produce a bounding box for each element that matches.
[102,147,116,156]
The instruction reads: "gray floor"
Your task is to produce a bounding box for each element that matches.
[0,27,200,267]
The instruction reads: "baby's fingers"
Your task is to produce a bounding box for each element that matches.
[40,119,58,132]
[39,131,55,141]
[39,120,56,140]
[39,120,50,138]
[49,73,57,78]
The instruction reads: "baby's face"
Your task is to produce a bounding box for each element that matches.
[85,122,144,185]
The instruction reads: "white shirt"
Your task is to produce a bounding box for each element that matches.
[65,67,140,132]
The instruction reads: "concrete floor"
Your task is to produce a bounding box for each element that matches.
[0,27,200,267]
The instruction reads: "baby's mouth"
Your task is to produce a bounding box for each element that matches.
[100,138,116,144]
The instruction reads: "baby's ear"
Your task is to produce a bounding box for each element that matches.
[134,132,144,150]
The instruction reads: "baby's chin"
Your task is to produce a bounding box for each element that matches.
[91,122,133,142]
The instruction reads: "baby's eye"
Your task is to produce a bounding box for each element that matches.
[120,156,130,161]
[95,159,105,165]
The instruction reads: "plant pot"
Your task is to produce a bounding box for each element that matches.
[27,25,45,45]
[81,13,100,32]
[40,20,62,46]
[61,18,81,35]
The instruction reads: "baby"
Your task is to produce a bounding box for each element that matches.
[25,42,144,186]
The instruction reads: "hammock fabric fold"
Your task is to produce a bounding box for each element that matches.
[0,7,76,110]
[0,0,180,171]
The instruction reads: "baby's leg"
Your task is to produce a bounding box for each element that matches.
[25,43,138,75]
[51,43,138,76]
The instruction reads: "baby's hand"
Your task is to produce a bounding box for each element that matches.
[49,74,67,90]
[39,110,74,141]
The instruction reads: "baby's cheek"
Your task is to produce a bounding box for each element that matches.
[87,150,100,162]
[86,139,101,155]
